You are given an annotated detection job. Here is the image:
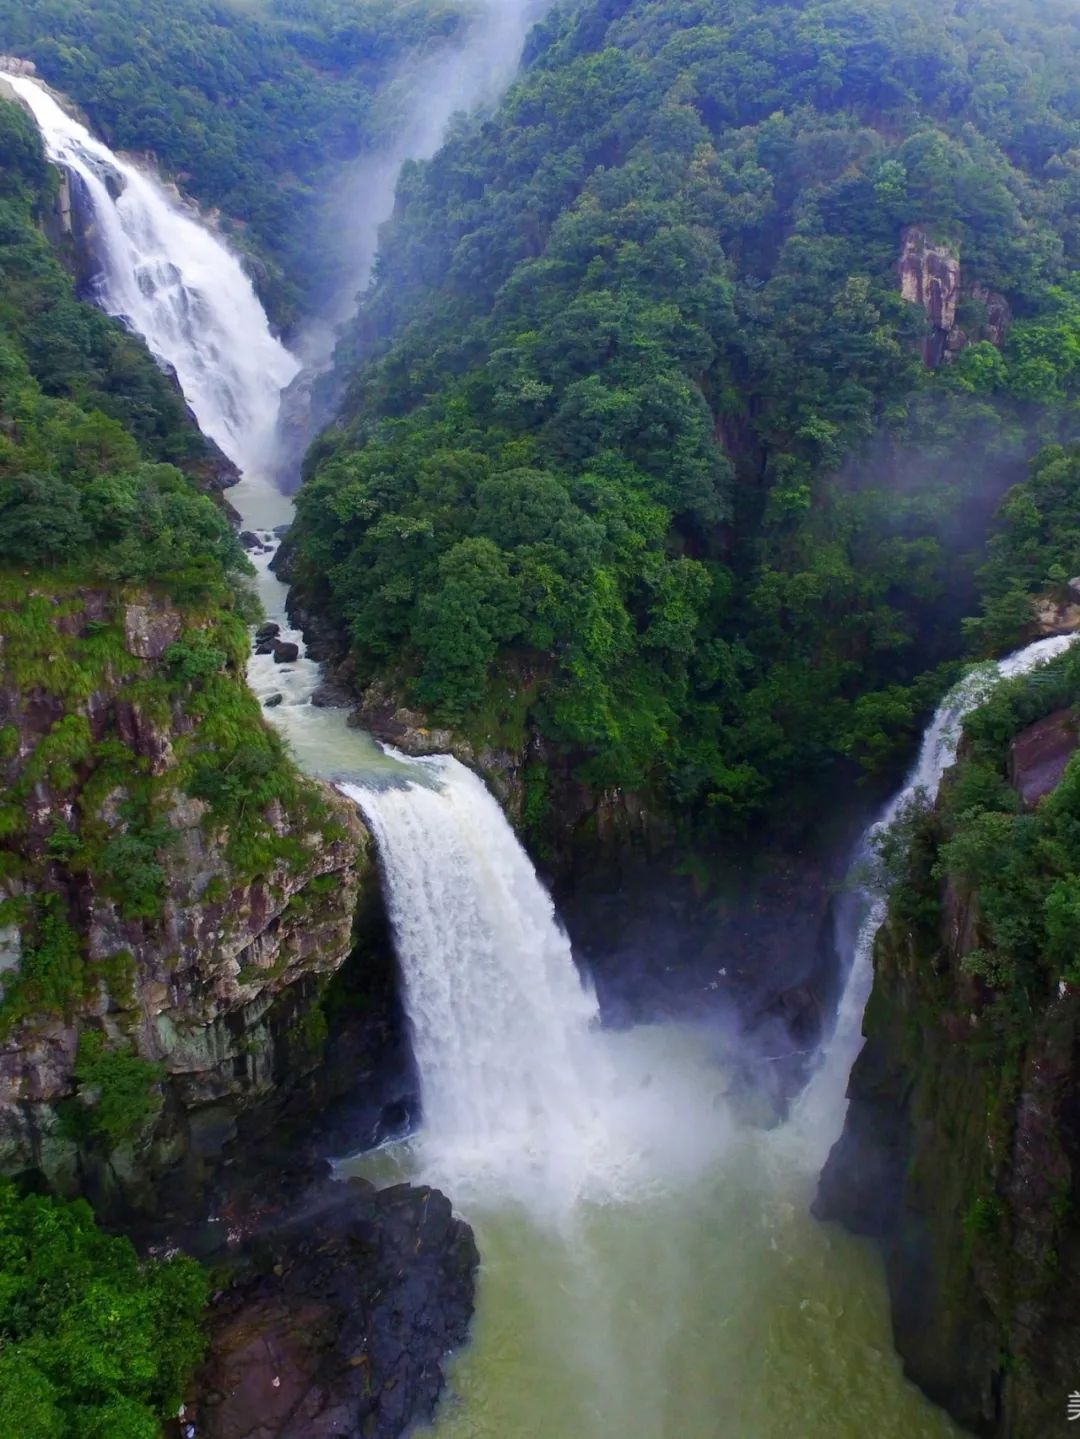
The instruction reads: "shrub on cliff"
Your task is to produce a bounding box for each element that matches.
[935,644,1080,1005]
[0,1180,207,1437]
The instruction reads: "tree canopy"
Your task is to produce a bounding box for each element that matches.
[287,0,1080,838]
[0,1180,207,1438]
[0,0,471,322]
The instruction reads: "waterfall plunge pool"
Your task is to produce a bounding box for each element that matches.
[343,1023,959,1439]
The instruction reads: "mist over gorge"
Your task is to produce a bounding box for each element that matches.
[2,2,1080,1437]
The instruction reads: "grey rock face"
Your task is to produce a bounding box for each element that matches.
[190,1176,479,1439]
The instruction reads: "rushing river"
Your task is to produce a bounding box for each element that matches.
[11,68,1045,1439]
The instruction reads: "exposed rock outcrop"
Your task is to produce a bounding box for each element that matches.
[0,584,383,1215]
[187,1175,478,1439]
[899,224,1012,368]
[1008,708,1078,807]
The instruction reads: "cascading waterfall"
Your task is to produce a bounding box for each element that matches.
[342,758,734,1210]
[3,75,297,472]
[340,760,603,1198]
[785,630,1080,1167]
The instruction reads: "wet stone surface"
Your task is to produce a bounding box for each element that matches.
[186,1172,478,1439]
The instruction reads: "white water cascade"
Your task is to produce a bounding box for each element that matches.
[342,757,737,1211]
[341,761,603,1198]
[3,75,297,472]
[785,630,1080,1166]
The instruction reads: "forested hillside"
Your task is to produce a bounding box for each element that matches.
[288,0,1080,842]
[0,0,467,321]
[0,95,248,1435]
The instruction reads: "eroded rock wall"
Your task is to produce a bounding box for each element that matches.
[899,224,1012,368]
[0,582,382,1214]
[817,719,1080,1438]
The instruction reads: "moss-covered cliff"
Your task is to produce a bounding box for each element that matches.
[0,95,384,1215]
[818,649,1080,1438]
[0,577,378,1208]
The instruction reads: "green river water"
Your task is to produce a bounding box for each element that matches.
[351,1027,960,1439]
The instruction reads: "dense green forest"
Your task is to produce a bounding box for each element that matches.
[284,0,1080,840]
[0,1180,206,1438]
[0,104,219,1432]
[0,0,469,322]
[0,100,245,589]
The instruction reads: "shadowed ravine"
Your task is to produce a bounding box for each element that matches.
[20,68,1080,1439]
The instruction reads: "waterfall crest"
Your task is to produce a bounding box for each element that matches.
[341,761,599,1176]
[4,75,296,471]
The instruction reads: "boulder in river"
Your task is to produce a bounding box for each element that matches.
[311,677,353,709]
[256,621,281,641]
[273,639,300,664]
[188,1176,478,1439]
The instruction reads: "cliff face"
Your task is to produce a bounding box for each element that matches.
[0,579,379,1214]
[818,712,1080,1438]
[899,224,1012,368]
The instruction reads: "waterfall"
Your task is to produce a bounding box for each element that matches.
[342,757,734,1210]
[11,65,1075,1230]
[4,75,297,472]
[341,759,606,1204]
[784,631,1080,1167]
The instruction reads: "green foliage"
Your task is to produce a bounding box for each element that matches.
[64,1032,165,1149]
[931,646,1080,1005]
[0,0,469,320]
[0,1179,207,1435]
[967,445,1080,652]
[964,1192,1006,1243]
[290,0,1080,835]
[0,896,84,1039]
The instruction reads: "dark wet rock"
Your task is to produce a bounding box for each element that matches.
[273,640,300,664]
[310,678,353,709]
[255,639,276,655]
[264,693,284,709]
[270,532,297,583]
[274,524,291,539]
[256,621,281,641]
[239,530,262,551]
[189,1177,478,1439]
[1008,708,1078,808]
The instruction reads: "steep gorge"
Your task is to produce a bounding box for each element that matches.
[4,3,1080,1437]
[819,653,1080,1438]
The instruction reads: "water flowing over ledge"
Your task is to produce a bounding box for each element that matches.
[4,74,297,473]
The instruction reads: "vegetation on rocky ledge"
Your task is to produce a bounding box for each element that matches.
[821,637,1080,1436]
